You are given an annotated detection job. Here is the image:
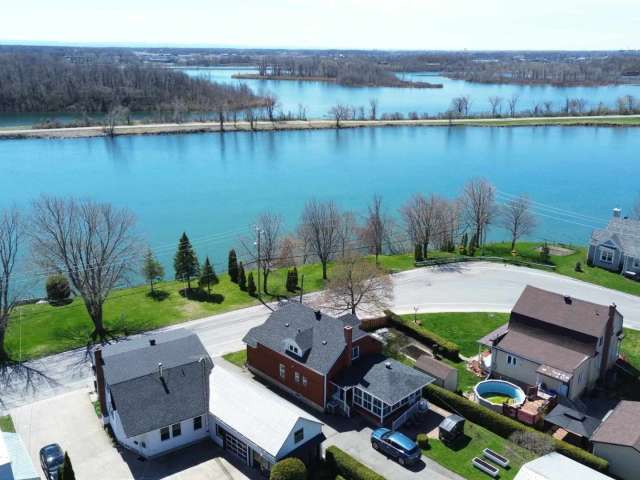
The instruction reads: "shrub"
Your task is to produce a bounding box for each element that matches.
[575,261,583,272]
[325,446,385,480]
[384,310,460,361]
[417,433,429,449]
[46,274,71,305]
[424,384,609,472]
[270,458,307,480]
[509,431,553,455]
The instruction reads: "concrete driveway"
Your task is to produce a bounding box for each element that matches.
[11,389,254,480]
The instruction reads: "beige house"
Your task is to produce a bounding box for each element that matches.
[481,286,623,401]
[591,401,640,480]
[414,354,458,391]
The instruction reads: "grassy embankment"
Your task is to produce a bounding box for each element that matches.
[0,415,15,432]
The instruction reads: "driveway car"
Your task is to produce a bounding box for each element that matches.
[39,443,64,480]
[371,428,421,466]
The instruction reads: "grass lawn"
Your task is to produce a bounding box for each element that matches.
[0,415,15,432]
[621,328,640,368]
[223,349,247,368]
[422,422,536,480]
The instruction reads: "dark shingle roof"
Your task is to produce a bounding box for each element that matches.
[333,354,434,405]
[591,401,640,451]
[99,329,213,438]
[243,303,369,374]
[545,404,601,438]
[414,355,456,380]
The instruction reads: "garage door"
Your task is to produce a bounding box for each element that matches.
[225,432,248,463]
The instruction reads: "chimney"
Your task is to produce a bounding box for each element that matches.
[613,208,622,218]
[563,295,572,304]
[385,361,392,369]
[149,339,156,346]
[600,303,617,378]
[94,348,108,418]
[315,310,322,320]
[344,325,353,366]
[158,362,164,379]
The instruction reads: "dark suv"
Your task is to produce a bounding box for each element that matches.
[371,428,421,466]
[39,443,64,480]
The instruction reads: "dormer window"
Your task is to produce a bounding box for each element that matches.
[352,345,360,360]
[287,344,300,355]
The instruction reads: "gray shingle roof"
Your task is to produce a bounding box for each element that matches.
[243,302,369,375]
[333,354,434,405]
[591,401,640,451]
[99,329,213,438]
[592,217,640,258]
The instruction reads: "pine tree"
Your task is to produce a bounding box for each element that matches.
[199,256,219,295]
[247,272,257,297]
[291,266,299,291]
[238,261,247,291]
[414,244,424,262]
[228,249,239,283]
[174,232,199,290]
[59,452,75,480]
[141,249,164,293]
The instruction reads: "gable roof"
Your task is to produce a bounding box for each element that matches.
[210,366,323,460]
[544,404,601,438]
[591,401,640,451]
[414,355,456,380]
[1,433,39,480]
[99,329,213,438]
[511,285,611,339]
[591,217,640,258]
[515,452,612,480]
[242,302,369,375]
[333,354,434,405]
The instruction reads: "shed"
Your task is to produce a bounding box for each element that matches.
[414,354,458,391]
[438,414,465,444]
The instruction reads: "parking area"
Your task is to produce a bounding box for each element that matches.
[10,389,255,480]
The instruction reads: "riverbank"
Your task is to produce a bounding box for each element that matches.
[1,114,639,140]
[231,72,443,88]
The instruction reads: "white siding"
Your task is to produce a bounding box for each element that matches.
[593,443,640,480]
[275,418,323,460]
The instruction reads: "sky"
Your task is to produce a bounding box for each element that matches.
[2,0,640,50]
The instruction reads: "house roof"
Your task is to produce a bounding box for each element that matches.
[99,329,213,438]
[1,433,39,480]
[511,286,611,339]
[414,355,456,380]
[514,452,612,480]
[591,401,640,451]
[210,366,323,460]
[242,302,370,375]
[333,354,434,405]
[544,404,601,438]
[592,217,640,259]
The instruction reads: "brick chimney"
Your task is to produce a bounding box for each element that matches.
[94,348,108,418]
[600,303,617,377]
[344,325,353,366]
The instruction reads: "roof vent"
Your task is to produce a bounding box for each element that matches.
[385,361,392,369]
[158,362,163,378]
[563,295,572,304]
[285,322,290,327]
[322,340,327,345]
[149,339,156,346]
[315,310,322,320]
[612,207,621,218]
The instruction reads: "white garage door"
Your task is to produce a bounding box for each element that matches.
[225,432,248,463]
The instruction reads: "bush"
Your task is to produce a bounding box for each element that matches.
[46,274,71,305]
[416,433,429,449]
[325,446,385,480]
[424,384,609,472]
[384,310,460,361]
[270,458,307,480]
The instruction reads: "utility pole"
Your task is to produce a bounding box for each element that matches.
[299,274,305,303]
[255,226,261,299]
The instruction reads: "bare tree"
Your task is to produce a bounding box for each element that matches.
[299,199,341,280]
[507,94,520,117]
[460,178,496,249]
[400,193,442,259]
[243,212,282,294]
[274,235,297,269]
[329,104,351,128]
[362,195,388,264]
[264,94,279,122]
[435,199,461,252]
[103,105,129,136]
[369,98,379,120]
[244,108,256,130]
[337,211,358,259]
[322,253,393,315]
[450,96,471,116]
[30,197,139,343]
[0,208,21,362]
[488,96,502,117]
[499,195,537,250]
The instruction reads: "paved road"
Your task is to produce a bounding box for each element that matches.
[3,262,640,414]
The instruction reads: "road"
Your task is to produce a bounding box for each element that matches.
[2,261,640,414]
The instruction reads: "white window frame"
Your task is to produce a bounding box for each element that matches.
[302,376,308,387]
[352,345,360,360]
[599,247,614,264]
[279,363,286,380]
[294,371,300,383]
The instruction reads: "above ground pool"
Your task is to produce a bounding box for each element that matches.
[474,380,526,411]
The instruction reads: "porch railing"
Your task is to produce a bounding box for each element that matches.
[391,400,422,431]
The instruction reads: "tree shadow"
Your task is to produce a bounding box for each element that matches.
[442,434,472,452]
[48,298,74,307]
[0,360,58,410]
[146,290,170,302]
[178,288,224,304]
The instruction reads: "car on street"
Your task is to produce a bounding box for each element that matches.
[371,428,421,466]
[39,443,64,480]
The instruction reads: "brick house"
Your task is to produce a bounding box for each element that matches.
[243,303,433,428]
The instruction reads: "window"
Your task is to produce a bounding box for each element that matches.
[599,336,603,347]
[294,372,300,383]
[172,423,181,437]
[600,248,614,264]
[287,344,300,355]
[578,372,584,383]
[635,258,640,268]
[294,428,304,443]
[352,345,360,360]
[302,376,308,387]
[507,355,517,367]
[279,364,286,380]
[193,416,202,430]
[160,427,170,442]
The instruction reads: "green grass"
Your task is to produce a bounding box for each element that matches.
[422,422,536,480]
[441,358,482,393]
[621,328,640,368]
[223,349,247,368]
[483,394,516,405]
[92,400,102,418]
[0,415,15,432]
[456,116,640,127]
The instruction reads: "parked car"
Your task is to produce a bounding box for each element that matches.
[371,428,421,466]
[39,443,64,480]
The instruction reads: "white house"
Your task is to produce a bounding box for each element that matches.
[514,452,612,480]
[93,329,214,459]
[0,432,39,480]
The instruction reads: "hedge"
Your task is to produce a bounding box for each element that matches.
[325,446,385,480]
[270,457,307,480]
[384,310,460,361]
[416,433,429,449]
[424,384,609,472]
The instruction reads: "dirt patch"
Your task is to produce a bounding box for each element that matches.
[535,245,575,256]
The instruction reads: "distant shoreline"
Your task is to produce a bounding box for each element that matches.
[231,73,444,88]
[1,115,639,141]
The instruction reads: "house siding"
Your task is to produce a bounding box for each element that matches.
[589,243,624,272]
[592,443,640,480]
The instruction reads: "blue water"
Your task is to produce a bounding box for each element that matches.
[184,68,640,118]
[1,126,636,279]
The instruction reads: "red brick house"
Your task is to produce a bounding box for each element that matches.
[243,303,433,427]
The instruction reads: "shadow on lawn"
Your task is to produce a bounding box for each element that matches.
[146,290,170,301]
[179,288,225,304]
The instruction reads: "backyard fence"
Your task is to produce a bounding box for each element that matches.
[415,256,556,271]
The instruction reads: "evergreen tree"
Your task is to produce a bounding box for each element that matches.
[46,274,71,305]
[247,272,257,297]
[291,266,299,291]
[238,261,247,291]
[59,452,75,480]
[174,232,199,290]
[414,244,424,262]
[199,256,219,295]
[141,249,164,293]
[228,249,239,283]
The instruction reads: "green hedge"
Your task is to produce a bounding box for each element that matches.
[384,310,460,361]
[270,458,307,480]
[325,446,385,480]
[424,384,609,472]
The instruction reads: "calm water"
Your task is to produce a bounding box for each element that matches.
[1,126,636,278]
[184,68,640,118]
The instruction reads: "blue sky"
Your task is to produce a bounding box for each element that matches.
[3,0,639,50]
